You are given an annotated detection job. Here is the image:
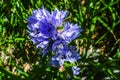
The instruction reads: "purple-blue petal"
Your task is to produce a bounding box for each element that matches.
[60,22,82,43]
[72,66,80,76]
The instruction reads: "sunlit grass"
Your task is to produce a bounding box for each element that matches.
[0,0,120,79]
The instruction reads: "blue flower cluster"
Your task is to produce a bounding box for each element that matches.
[27,6,82,76]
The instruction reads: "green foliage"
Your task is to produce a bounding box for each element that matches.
[0,0,120,79]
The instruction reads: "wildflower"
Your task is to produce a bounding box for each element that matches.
[50,59,60,67]
[28,7,51,23]
[66,46,81,63]
[60,22,82,43]
[51,9,68,27]
[27,7,58,56]
[52,37,68,54]
[51,37,68,66]
[27,20,57,56]
[52,39,80,66]
[72,66,80,76]
[27,6,82,77]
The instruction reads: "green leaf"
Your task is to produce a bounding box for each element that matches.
[97,17,111,31]
[95,32,108,44]
[90,16,98,32]
[16,68,29,77]
[14,38,25,42]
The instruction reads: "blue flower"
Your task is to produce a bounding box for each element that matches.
[52,37,68,53]
[28,6,68,27]
[51,57,66,67]
[28,20,57,38]
[51,38,80,66]
[50,58,60,67]
[51,9,68,27]
[27,7,58,56]
[51,37,68,66]
[72,66,80,76]
[60,22,82,43]
[27,7,69,53]
[51,46,80,67]
[27,7,82,74]
[28,6,51,23]
[65,46,81,63]
[27,20,57,50]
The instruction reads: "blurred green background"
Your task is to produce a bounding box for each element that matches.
[0,0,120,80]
